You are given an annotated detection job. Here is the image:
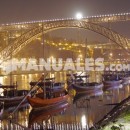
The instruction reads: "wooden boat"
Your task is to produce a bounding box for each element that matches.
[36,89,68,99]
[102,72,123,90]
[30,80,65,93]
[28,76,70,109]
[103,80,122,91]
[103,84,123,91]
[0,95,26,108]
[72,82,103,93]
[45,82,65,92]
[28,101,69,127]
[4,103,29,113]
[27,94,69,109]
[121,76,130,85]
[0,85,29,107]
[30,81,66,99]
[117,71,130,84]
[67,73,89,86]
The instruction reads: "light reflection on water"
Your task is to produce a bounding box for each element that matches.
[1,71,102,89]
[0,73,130,129]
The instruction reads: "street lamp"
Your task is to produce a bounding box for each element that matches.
[76,12,83,20]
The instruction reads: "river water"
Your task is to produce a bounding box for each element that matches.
[0,73,129,129]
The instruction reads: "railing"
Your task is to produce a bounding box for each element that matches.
[0,120,30,130]
[0,120,90,130]
[30,122,90,130]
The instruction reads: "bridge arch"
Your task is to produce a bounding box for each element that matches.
[0,20,129,62]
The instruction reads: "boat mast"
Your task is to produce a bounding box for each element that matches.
[41,23,46,99]
[8,32,13,85]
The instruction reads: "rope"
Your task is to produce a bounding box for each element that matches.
[8,73,48,120]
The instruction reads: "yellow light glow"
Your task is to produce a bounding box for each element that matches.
[76,12,83,20]
[110,53,113,56]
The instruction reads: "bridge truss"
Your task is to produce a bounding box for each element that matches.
[0,13,130,62]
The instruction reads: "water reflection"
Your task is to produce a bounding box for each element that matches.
[0,73,129,129]
[1,71,102,89]
[28,101,69,128]
[26,85,130,129]
[81,115,88,129]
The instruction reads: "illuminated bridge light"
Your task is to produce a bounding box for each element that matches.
[1,12,130,26]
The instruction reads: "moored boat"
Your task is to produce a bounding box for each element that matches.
[28,75,70,109]
[4,103,29,113]
[0,95,26,108]
[27,94,69,109]
[102,72,122,90]
[0,84,29,107]
[103,80,122,91]
[46,82,65,92]
[115,71,130,85]
[67,73,89,86]
[72,82,103,93]
[121,76,130,85]
[30,78,66,94]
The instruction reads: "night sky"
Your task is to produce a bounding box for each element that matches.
[0,0,130,23]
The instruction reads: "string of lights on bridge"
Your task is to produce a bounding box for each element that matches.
[1,12,130,26]
[0,12,130,63]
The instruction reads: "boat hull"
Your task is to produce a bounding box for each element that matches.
[122,77,130,85]
[72,83,103,93]
[103,80,122,90]
[27,94,69,109]
[0,96,26,108]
